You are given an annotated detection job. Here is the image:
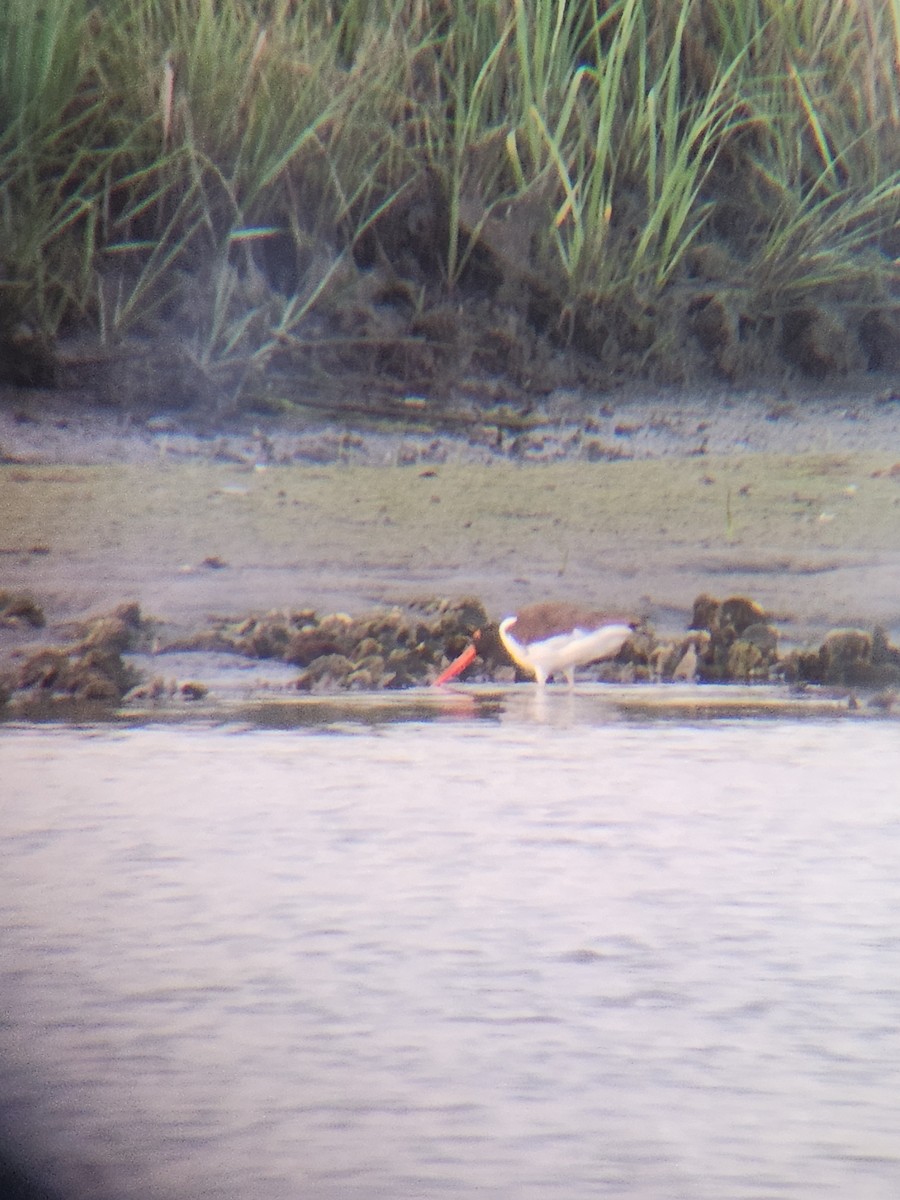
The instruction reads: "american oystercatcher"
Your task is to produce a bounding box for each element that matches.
[435,601,637,687]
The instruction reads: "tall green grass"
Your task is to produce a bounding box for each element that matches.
[1,0,897,386]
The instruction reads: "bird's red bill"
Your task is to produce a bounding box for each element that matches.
[433,641,477,685]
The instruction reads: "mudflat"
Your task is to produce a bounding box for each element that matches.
[1,382,899,653]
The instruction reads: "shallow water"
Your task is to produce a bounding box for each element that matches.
[2,703,900,1200]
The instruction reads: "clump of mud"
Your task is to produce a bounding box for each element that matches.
[780,626,900,690]
[165,596,489,692]
[684,593,780,682]
[2,601,147,717]
[0,589,45,629]
[2,591,899,718]
[154,590,900,696]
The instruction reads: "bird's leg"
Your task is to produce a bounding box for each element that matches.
[564,666,576,689]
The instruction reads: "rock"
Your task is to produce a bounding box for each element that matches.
[688,594,772,679]
[318,612,354,638]
[234,620,291,659]
[836,660,900,688]
[647,631,707,681]
[285,625,349,666]
[385,645,430,687]
[872,627,900,666]
[785,627,900,687]
[432,595,490,637]
[741,623,779,656]
[113,601,143,629]
[67,665,121,702]
[17,648,67,690]
[15,640,137,705]
[353,636,382,660]
[649,642,681,681]
[690,593,720,633]
[778,648,822,685]
[8,604,144,708]
[346,667,378,690]
[176,596,489,688]
[673,642,698,682]
[726,639,765,680]
[690,593,767,638]
[124,676,171,702]
[820,629,872,681]
[676,631,714,681]
[163,629,235,653]
[350,653,386,686]
[295,653,355,691]
[75,646,136,697]
[623,625,655,664]
[719,597,767,637]
[81,615,134,654]
[0,589,45,628]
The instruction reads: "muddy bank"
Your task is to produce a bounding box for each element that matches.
[2,376,900,467]
[2,591,899,722]
[1,380,899,715]
[2,450,899,641]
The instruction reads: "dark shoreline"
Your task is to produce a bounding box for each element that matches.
[3,372,900,468]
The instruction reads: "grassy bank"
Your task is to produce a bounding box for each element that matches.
[1,0,898,405]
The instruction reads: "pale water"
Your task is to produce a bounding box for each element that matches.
[1,698,899,1200]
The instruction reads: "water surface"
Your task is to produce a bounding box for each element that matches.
[2,706,899,1199]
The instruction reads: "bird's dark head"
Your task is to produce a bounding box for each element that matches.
[433,628,484,685]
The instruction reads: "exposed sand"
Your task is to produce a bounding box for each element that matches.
[2,379,899,657]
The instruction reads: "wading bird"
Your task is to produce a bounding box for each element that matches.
[435,601,637,687]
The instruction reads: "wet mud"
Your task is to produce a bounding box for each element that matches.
[2,589,898,722]
[2,381,899,721]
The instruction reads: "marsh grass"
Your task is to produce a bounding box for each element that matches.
[0,0,897,397]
